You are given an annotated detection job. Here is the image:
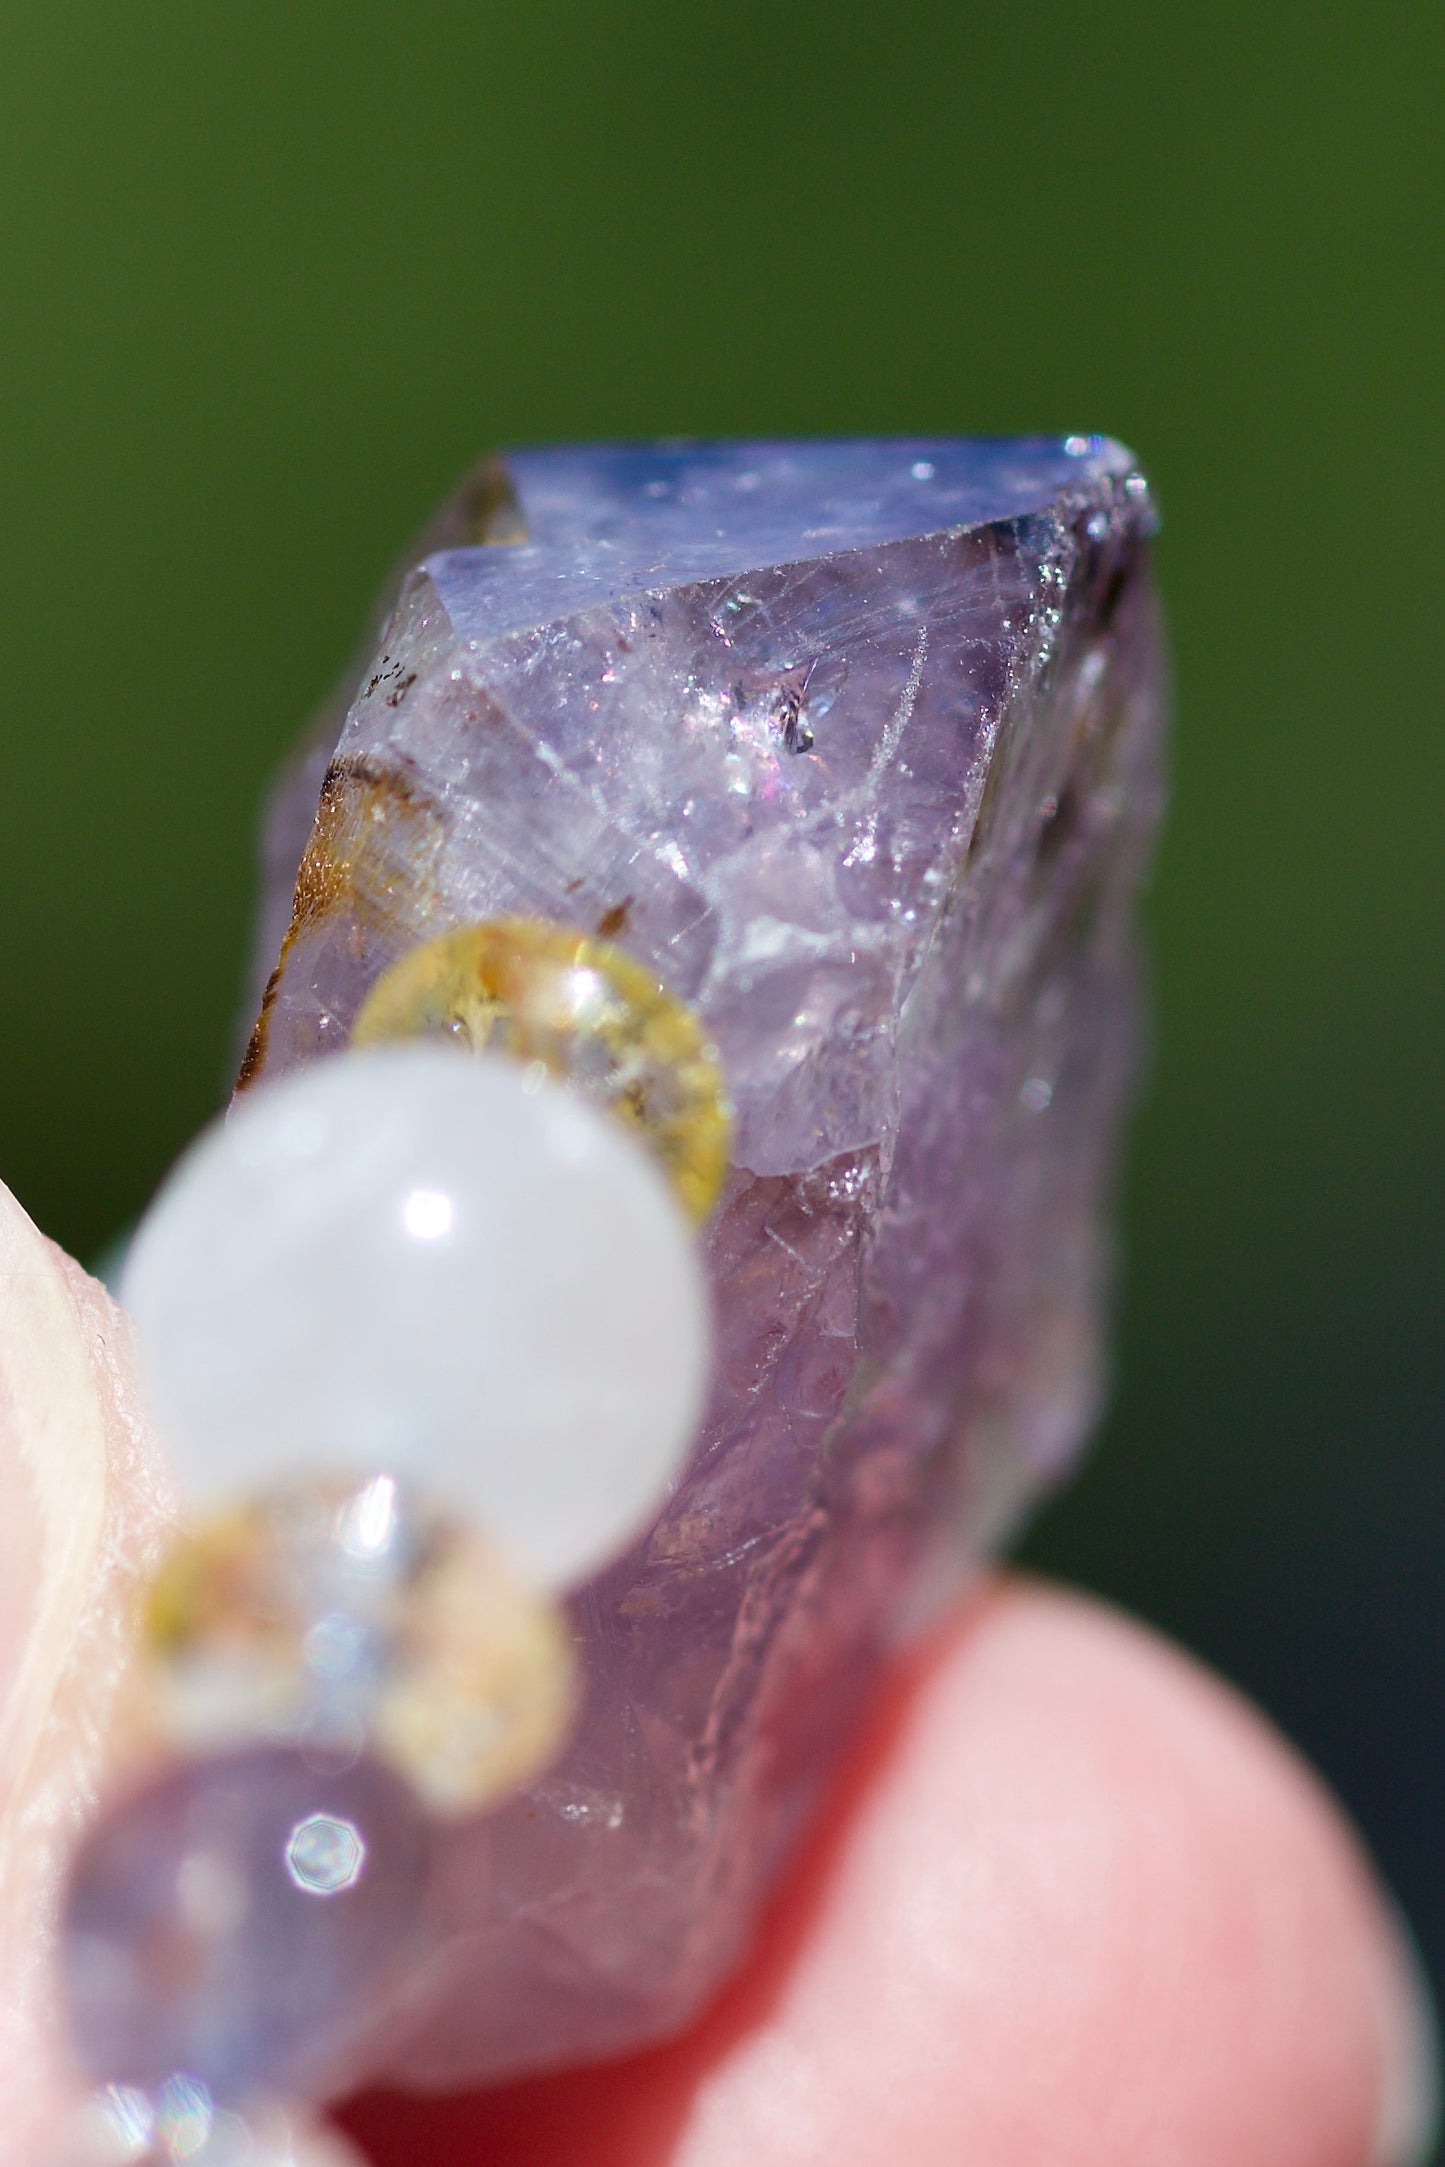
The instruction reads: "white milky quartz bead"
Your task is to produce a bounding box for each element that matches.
[120,1045,709,1590]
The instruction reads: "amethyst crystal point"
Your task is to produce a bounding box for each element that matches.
[244,438,1166,2084]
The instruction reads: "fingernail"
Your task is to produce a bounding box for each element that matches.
[1372,1899,1440,2167]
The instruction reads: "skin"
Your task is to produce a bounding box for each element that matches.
[0,1182,1435,2166]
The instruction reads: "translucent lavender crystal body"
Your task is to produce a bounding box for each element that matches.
[243,439,1166,2083]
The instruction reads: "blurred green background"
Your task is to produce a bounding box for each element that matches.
[2,0,1440,2093]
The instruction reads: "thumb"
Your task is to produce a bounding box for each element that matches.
[0,1181,174,2165]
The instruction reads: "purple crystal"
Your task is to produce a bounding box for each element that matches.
[60,1750,431,2104]
[241,439,1166,2084]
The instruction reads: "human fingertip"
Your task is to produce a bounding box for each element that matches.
[0,1187,104,1791]
[340,1578,1438,2167]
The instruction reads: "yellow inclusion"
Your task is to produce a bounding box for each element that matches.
[352,917,731,1223]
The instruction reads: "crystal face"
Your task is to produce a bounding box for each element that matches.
[241,438,1166,2085]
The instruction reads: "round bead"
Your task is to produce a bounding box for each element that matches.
[55,2091,367,2167]
[370,1505,577,1814]
[351,918,731,1223]
[140,1478,577,1815]
[121,1046,710,1590]
[60,1751,430,2106]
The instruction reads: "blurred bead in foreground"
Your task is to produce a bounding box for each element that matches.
[141,1476,577,1813]
[61,1750,430,2104]
[55,2086,367,2165]
[121,1045,710,1589]
[352,916,732,1222]
[213,440,1167,2078]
